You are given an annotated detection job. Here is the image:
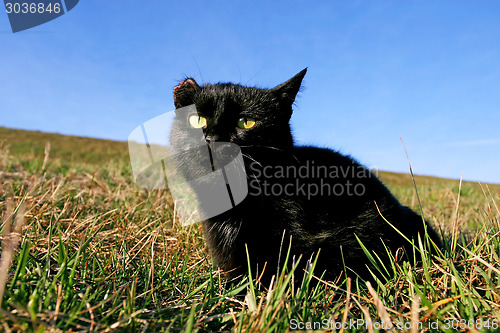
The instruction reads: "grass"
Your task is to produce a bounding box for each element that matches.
[1,128,500,332]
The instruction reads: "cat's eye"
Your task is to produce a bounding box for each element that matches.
[188,114,207,129]
[237,117,256,129]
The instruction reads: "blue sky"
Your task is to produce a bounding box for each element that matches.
[1,0,499,184]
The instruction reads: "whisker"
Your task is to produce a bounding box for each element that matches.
[239,145,300,164]
[242,153,263,169]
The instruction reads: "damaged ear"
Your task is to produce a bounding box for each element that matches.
[271,68,307,107]
[174,78,200,108]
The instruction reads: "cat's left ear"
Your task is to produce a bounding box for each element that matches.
[271,68,307,107]
[174,78,200,108]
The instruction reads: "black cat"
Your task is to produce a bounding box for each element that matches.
[170,69,441,283]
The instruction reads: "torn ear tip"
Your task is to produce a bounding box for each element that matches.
[184,78,199,87]
[173,79,200,102]
[174,77,199,90]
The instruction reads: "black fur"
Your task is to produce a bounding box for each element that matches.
[170,69,441,282]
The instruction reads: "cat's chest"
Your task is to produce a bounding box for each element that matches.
[208,194,306,232]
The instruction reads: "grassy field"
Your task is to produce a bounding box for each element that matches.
[1,127,500,332]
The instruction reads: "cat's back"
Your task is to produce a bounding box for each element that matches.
[292,145,361,169]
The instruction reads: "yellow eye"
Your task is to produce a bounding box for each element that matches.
[188,114,207,128]
[237,117,256,129]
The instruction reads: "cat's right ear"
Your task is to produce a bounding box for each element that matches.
[271,68,307,107]
[174,78,200,108]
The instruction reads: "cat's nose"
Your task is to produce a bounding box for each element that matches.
[204,135,218,144]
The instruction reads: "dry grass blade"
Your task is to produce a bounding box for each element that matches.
[339,277,351,333]
[245,291,257,314]
[421,295,463,321]
[0,200,25,305]
[410,295,420,333]
[460,244,500,275]
[400,137,424,219]
[366,281,394,333]
[485,184,500,227]
[41,142,51,172]
[353,297,375,333]
[451,172,463,254]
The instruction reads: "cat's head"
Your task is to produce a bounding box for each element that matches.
[171,69,307,150]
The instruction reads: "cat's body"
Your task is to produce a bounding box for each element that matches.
[170,69,441,282]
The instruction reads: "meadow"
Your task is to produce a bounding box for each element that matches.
[1,126,500,332]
